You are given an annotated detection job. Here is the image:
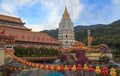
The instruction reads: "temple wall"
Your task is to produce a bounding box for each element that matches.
[0,49,5,66]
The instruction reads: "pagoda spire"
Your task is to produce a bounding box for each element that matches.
[63,6,70,18]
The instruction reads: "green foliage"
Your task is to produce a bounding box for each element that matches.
[108,64,118,69]
[41,29,58,39]
[112,50,120,58]
[99,56,110,64]
[14,46,61,57]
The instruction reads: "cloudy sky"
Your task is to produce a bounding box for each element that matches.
[0,0,120,31]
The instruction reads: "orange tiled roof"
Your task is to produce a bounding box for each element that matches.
[0,14,23,23]
[72,41,85,46]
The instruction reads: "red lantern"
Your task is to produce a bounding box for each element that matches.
[37,64,41,68]
[35,64,39,68]
[12,55,15,58]
[22,60,26,64]
[102,67,108,76]
[20,59,23,63]
[77,64,82,71]
[24,60,27,65]
[28,62,32,66]
[18,59,21,62]
[32,63,36,67]
[88,65,94,72]
[54,65,57,71]
[18,58,20,61]
[26,61,29,65]
[68,65,72,71]
[60,65,64,71]
[14,56,17,60]
[47,65,51,70]
[16,58,18,61]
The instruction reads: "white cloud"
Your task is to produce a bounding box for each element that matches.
[39,0,83,20]
[77,0,120,25]
[18,0,33,6]
[112,0,120,18]
[0,0,38,16]
[17,0,39,7]
[37,0,83,31]
[26,21,59,31]
[68,0,83,20]
[0,0,83,31]
[0,1,17,16]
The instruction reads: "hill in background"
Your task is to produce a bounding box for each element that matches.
[41,20,120,50]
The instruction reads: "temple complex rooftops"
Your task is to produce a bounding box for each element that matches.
[0,14,31,31]
[0,14,23,23]
[72,41,86,46]
[71,41,88,51]
[0,25,59,45]
[0,14,59,45]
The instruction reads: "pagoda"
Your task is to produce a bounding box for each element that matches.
[58,6,75,48]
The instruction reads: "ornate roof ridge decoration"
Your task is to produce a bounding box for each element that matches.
[62,6,70,19]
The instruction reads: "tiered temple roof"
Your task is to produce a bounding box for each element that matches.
[0,14,23,23]
[0,14,31,31]
[0,14,59,45]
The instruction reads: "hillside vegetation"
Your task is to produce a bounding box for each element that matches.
[41,20,120,50]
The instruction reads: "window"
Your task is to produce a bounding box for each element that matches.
[66,35,67,38]
[63,24,65,28]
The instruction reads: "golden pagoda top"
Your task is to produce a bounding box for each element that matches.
[62,6,70,19]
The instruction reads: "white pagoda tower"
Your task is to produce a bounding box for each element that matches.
[58,6,75,48]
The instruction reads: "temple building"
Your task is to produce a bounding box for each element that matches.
[0,14,59,49]
[58,6,75,48]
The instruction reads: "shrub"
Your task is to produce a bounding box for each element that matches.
[59,52,88,65]
[59,54,75,65]
[99,56,110,64]
[75,52,88,65]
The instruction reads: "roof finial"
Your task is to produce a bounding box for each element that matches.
[63,6,70,18]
